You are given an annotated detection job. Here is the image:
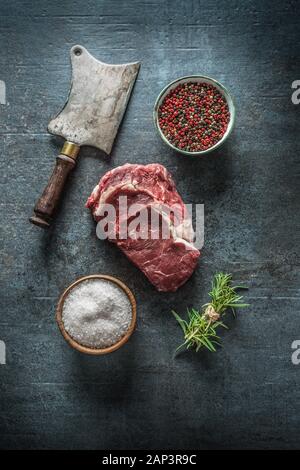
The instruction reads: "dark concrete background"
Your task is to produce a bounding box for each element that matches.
[0,0,300,450]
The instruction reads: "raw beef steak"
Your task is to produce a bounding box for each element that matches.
[86,164,200,292]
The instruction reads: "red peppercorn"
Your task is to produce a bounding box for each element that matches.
[158,81,230,152]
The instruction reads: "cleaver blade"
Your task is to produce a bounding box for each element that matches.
[48,45,140,155]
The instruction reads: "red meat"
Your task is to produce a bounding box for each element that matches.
[87,164,200,292]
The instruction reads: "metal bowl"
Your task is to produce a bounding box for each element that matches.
[153,75,235,156]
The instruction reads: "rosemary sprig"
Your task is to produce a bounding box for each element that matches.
[173,308,227,353]
[204,272,249,316]
[172,272,249,353]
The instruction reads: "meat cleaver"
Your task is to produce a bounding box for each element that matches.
[30,45,140,228]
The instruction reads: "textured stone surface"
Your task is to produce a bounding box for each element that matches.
[0,0,300,450]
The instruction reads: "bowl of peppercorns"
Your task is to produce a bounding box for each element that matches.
[154,75,235,155]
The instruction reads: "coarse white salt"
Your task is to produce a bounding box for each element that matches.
[62,279,133,349]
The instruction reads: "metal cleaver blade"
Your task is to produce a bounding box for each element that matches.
[48,45,140,155]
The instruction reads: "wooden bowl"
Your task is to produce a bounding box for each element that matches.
[56,274,137,355]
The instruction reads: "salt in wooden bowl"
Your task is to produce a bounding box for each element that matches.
[56,274,137,355]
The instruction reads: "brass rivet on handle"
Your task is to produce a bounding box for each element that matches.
[61,141,80,160]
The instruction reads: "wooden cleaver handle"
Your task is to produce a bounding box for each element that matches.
[29,142,80,228]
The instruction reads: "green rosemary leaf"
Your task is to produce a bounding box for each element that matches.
[175,339,189,353]
[227,303,250,308]
[172,272,249,354]
[214,321,228,330]
[172,310,188,334]
[200,336,216,352]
